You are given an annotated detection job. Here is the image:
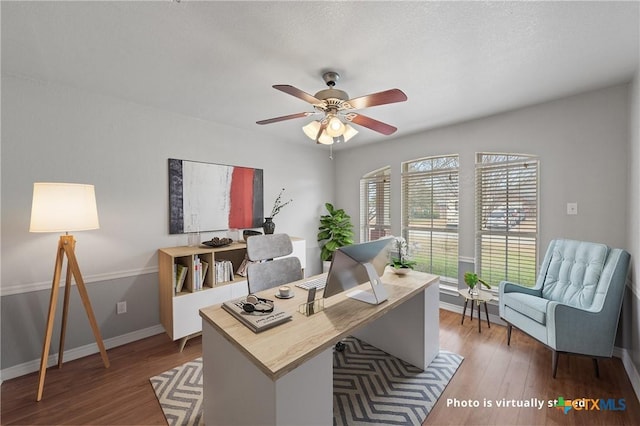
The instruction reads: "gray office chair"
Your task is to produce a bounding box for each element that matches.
[246,233,302,293]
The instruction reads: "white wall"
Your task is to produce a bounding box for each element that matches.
[334,84,630,259]
[1,75,332,295]
[0,75,333,370]
[622,66,640,387]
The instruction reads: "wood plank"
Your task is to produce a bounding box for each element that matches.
[422,311,640,425]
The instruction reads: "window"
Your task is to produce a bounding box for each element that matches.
[475,153,539,288]
[360,166,391,242]
[402,155,459,282]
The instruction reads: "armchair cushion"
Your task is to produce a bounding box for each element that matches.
[502,292,549,325]
[541,240,608,309]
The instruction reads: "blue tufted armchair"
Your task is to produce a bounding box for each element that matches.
[499,239,630,378]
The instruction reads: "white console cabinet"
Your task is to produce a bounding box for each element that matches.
[158,237,305,349]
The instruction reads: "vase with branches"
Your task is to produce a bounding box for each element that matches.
[263,188,292,234]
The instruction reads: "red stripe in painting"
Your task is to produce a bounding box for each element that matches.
[229,167,254,228]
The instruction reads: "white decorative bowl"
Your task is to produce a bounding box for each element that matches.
[392,267,411,275]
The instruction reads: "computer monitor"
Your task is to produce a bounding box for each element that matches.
[322,237,394,305]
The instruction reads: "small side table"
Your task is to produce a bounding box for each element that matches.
[458,289,493,333]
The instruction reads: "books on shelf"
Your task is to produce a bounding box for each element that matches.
[173,255,237,294]
[174,256,211,293]
[201,261,209,286]
[193,256,202,291]
[175,264,187,293]
[222,297,292,333]
[214,260,235,284]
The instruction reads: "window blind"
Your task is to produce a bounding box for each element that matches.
[402,155,459,281]
[475,153,539,288]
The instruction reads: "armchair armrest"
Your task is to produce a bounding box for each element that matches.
[547,302,615,358]
[499,281,542,297]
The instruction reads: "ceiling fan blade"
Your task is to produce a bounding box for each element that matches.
[256,112,312,125]
[345,113,398,135]
[345,89,407,110]
[273,85,323,105]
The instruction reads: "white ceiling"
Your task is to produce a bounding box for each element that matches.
[2,1,639,150]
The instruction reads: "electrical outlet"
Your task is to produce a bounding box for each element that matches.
[117,301,127,315]
[567,202,578,215]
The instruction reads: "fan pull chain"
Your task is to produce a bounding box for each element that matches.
[329,144,333,160]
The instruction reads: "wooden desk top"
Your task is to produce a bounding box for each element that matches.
[199,269,439,380]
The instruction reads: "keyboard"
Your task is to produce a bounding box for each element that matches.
[295,274,328,291]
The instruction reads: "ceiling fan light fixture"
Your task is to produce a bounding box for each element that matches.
[343,124,358,142]
[317,133,334,145]
[302,121,333,144]
[261,71,407,148]
[326,116,346,137]
[302,120,319,139]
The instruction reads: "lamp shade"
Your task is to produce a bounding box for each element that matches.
[302,121,334,145]
[343,124,359,142]
[326,116,346,137]
[30,183,100,233]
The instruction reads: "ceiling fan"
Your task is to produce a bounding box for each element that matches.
[256,71,407,145]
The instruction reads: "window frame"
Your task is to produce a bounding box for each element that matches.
[360,166,391,243]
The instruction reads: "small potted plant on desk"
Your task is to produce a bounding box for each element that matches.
[317,203,354,272]
[463,272,491,297]
[389,237,417,275]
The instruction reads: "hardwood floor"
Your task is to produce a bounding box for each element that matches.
[1,309,638,425]
[429,310,640,425]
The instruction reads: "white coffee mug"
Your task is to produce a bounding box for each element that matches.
[278,286,291,298]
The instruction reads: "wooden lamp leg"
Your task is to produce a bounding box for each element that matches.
[36,235,110,402]
[57,259,73,368]
[64,238,110,368]
[36,238,65,401]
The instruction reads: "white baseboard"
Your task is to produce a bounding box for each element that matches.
[0,324,165,382]
[614,346,640,404]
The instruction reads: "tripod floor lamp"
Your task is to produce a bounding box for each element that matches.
[29,182,110,401]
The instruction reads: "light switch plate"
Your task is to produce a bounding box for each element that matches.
[567,202,578,215]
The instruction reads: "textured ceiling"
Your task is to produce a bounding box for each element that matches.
[2,1,639,150]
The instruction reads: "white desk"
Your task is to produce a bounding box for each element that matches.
[199,269,440,425]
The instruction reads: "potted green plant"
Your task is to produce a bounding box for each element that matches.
[317,203,354,270]
[389,236,417,274]
[463,272,491,296]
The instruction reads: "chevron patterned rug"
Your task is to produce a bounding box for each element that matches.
[150,337,462,426]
